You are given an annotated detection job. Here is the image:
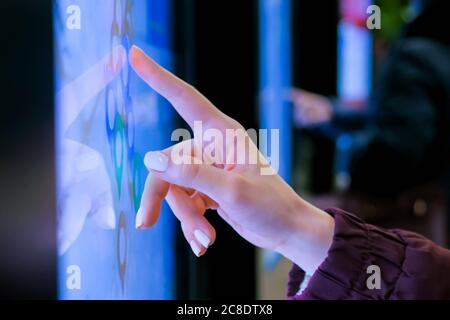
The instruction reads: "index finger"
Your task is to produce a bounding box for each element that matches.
[129,45,225,129]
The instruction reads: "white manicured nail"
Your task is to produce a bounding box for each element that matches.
[144,152,169,172]
[135,208,145,229]
[194,229,211,248]
[189,240,202,257]
[131,44,144,54]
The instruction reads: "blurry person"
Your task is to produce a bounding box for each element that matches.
[292,0,450,197]
[129,45,450,299]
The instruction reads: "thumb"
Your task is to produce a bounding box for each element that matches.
[143,150,237,201]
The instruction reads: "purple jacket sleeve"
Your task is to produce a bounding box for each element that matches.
[287,208,450,300]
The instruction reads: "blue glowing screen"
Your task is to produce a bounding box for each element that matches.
[259,0,292,184]
[54,0,176,299]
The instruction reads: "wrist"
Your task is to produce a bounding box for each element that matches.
[276,199,335,275]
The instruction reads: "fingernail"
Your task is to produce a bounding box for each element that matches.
[189,240,202,257]
[135,208,145,229]
[144,152,169,172]
[194,229,211,248]
[131,44,143,53]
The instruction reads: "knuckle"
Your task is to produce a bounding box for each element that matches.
[181,162,201,182]
[172,83,194,101]
[226,118,244,130]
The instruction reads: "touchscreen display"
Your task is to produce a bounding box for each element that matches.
[54,0,176,299]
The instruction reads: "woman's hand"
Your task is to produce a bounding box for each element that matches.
[130,46,334,275]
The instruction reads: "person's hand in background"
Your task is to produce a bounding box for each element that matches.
[290,88,333,127]
[130,46,334,275]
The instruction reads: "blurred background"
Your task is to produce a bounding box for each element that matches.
[0,0,448,299]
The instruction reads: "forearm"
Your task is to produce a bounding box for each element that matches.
[275,199,335,276]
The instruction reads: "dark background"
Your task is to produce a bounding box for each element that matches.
[174,0,258,299]
[0,0,56,299]
[292,0,339,194]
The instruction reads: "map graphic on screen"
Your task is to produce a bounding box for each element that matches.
[54,0,176,299]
